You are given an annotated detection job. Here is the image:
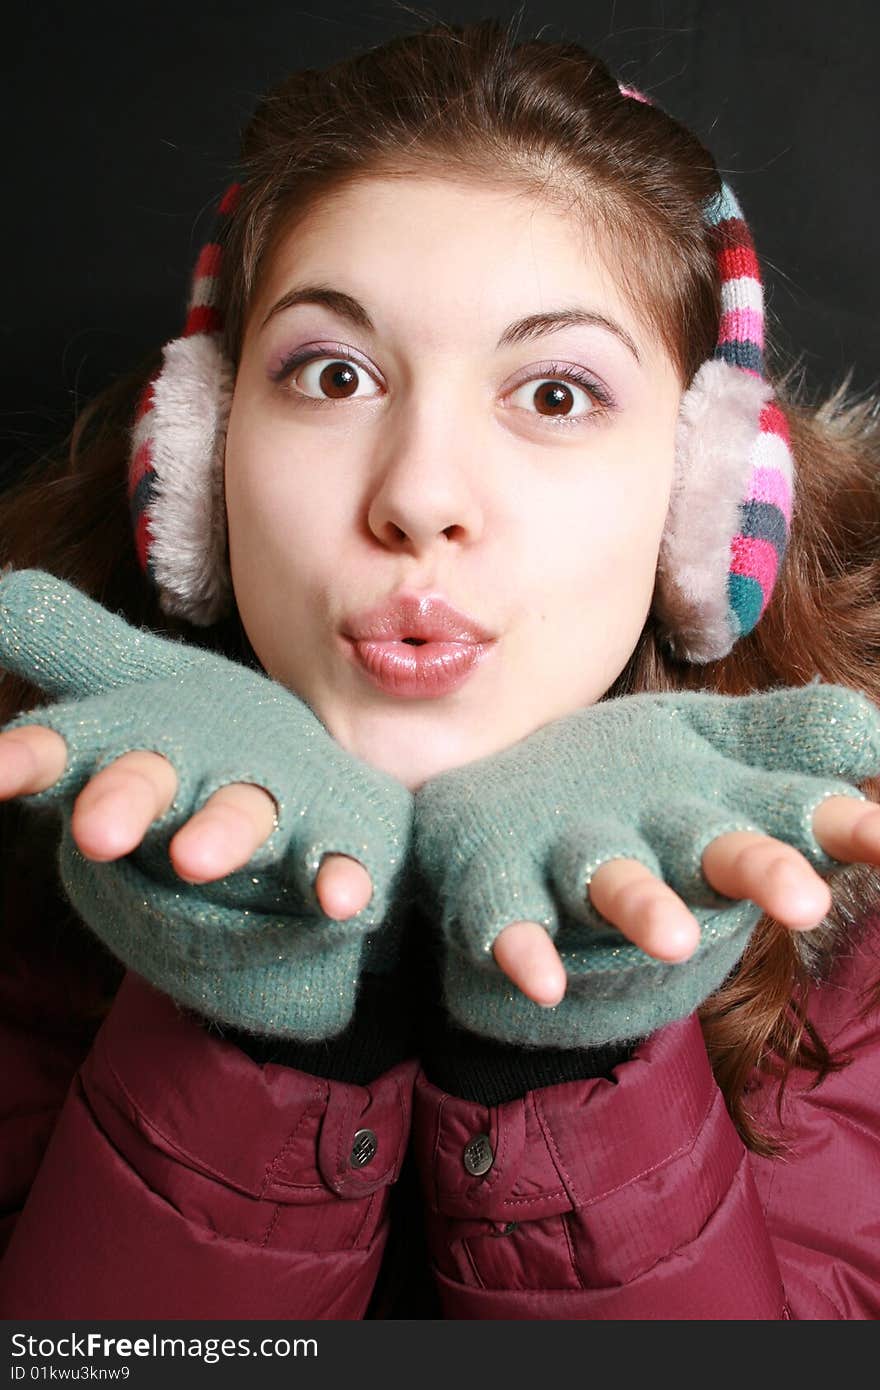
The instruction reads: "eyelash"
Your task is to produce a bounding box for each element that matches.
[272,349,616,427]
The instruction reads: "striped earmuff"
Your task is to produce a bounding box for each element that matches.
[618,82,794,661]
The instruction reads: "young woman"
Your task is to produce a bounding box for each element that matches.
[1,18,879,1319]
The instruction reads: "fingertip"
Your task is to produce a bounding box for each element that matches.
[0,726,67,797]
[317,885,369,920]
[171,858,219,886]
[0,734,35,798]
[315,854,373,920]
[69,784,145,860]
[168,826,233,885]
[513,966,566,1008]
[780,884,834,931]
[533,976,567,1008]
[766,860,833,929]
[492,920,567,1006]
[532,949,568,1008]
[171,843,237,884]
[168,790,278,885]
[70,817,138,864]
[644,916,700,964]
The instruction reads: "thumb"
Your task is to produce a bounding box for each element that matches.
[0,568,198,700]
[668,684,880,784]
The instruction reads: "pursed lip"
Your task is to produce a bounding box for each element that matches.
[340,592,496,699]
[341,593,495,644]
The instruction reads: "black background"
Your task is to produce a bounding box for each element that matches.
[3,0,878,484]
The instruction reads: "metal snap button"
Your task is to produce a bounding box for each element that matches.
[350,1128,378,1168]
[462,1132,494,1176]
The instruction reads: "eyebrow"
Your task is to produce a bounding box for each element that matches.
[260,285,642,363]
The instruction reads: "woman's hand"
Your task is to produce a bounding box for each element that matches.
[0,725,372,920]
[494,796,880,1006]
[0,568,415,1038]
[412,682,880,1048]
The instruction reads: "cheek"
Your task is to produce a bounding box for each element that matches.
[224,403,344,565]
[223,431,328,664]
[523,440,674,614]
[538,466,671,704]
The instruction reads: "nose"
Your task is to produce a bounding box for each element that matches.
[366,401,485,554]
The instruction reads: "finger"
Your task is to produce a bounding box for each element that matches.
[70,750,178,861]
[169,782,278,884]
[451,850,557,959]
[492,921,567,1006]
[0,725,68,798]
[588,858,701,962]
[314,854,374,920]
[701,830,831,930]
[0,569,197,700]
[812,794,880,863]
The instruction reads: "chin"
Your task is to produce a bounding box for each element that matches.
[323,708,504,790]
[354,738,480,792]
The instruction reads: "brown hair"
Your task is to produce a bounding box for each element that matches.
[3,16,879,1152]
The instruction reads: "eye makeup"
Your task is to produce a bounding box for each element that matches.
[269,340,379,387]
[505,359,615,412]
[268,343,619,429]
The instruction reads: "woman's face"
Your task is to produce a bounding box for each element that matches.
[225,176,683,789]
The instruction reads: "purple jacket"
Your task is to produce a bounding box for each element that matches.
[1,906,879,1320]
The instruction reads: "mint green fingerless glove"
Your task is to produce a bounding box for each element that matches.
[414,684,880,1048]
[0,569,413,1039]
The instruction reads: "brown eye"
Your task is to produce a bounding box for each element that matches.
[293,356,381,401]
[507,374,599,422]
[318,361,358,398]
[534,381,575,416]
